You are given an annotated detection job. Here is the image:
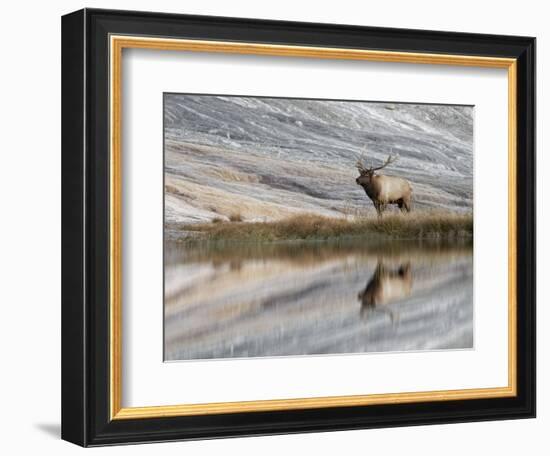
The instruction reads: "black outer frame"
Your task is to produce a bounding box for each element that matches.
[61,8,536,447]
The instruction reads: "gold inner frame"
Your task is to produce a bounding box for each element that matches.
[109,35,518,420]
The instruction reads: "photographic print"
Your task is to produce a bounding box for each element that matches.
[163,94,473,361]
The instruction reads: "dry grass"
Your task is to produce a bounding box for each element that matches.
[182,212,473,242]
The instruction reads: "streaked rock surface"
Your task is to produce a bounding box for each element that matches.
[164,94,473,227]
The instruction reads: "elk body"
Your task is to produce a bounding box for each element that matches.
[356,154,413,216]
[358,262,413,321]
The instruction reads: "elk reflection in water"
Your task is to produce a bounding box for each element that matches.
[358,262,412,323]
[164,239,473,361]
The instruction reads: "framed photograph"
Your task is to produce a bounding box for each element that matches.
[61,8,535,447]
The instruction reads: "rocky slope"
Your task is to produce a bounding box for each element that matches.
[164,94,473,225]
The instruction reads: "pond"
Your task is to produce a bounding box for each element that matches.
[164,239,473,361]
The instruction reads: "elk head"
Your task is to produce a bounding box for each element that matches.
[355,152,398,186]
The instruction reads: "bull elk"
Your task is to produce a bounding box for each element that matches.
[356,152,413,216]
[358,262,413,322]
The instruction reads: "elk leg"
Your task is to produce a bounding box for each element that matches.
[386,308,400,326]
[374,202,382,217]
[402,197,412,213]
[397,200,406,213]
[372,306,400,325]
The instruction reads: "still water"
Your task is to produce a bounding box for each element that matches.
[164,239,473,361]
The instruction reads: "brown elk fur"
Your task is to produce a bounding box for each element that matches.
[356,154,413,216]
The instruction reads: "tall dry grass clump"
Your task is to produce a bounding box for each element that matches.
[182,211,472,242]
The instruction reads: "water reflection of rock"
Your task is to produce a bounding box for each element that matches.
[164,240,473,361]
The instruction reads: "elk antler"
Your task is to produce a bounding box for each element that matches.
[356,157,369,174]
[372,153,398,172]
[356,147,372,174]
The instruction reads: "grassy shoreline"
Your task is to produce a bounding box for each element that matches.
[173,212,473,243]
